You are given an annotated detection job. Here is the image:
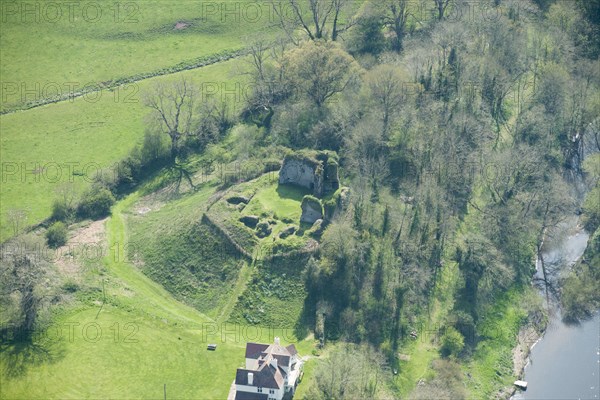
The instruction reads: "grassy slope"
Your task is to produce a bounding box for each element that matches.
[128,172,312,328]
[127,182,246,319]
[228,253,309,328]
[0,57,249,241]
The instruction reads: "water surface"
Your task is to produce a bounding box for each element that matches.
[513,222,600,400]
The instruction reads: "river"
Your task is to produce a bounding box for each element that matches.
[513,218,600,400]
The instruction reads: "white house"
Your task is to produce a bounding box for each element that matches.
[230,337,303,400]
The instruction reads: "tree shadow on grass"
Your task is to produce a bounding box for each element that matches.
[276,184,309,203]
[0,333,67,379]
[294,296,316,342]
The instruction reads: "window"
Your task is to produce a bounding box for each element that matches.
[257,387,263,393]
[269,389,275,394]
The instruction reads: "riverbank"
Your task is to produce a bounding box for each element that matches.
[505,323,544,399]
[508,217,598,400]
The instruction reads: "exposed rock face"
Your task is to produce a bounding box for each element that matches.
[300,196,323,224]
[279,151,340,197]
[279,159,319,192]
[308,219,325,237]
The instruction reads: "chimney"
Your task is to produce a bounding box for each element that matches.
[274,337,280,345]
[247,372,253,386]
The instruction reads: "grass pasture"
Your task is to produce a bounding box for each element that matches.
[0,305,312,399]
[0,57,250,241]
[0,0,278,111]
[1,1,363,397]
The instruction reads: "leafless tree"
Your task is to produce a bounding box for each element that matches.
[0,236,49,338]
[54,183,76,210]
[382,0,410,52]
[273,0,355,42]
[144,78,196,162]
[241,37,290,125]
[366,64,410,137]
[433,0,452,20]
[6,209,27,236]
[306,343,388,399]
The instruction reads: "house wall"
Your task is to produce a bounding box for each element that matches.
[235,385,283,400]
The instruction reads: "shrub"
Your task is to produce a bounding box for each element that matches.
[46,221,68,248]
[62,280,79,293]
[255,221,272,238]
[77,188,115,220]
[440,327,464,358]
[51,199,72,222]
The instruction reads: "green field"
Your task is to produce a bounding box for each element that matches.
[0,0,277,111]
[0,57,250,241]
[245,182,309,224]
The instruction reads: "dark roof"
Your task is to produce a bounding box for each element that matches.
[235,361,284,390]
[234,391,268,400]
[245,343,270,359]
[260,353,290,368]
[286,344,298,356]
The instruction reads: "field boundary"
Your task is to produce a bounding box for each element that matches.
[1,48,247,115]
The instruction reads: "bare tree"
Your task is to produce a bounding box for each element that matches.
[6,209,27,236]
[366,64,410,137]
[433,0,452,20]
[0,236,49,339]
[144,78,196,161]
[306,344,388,399]
[382,0,410,52]
[274,0,355,42]
[331,0,354,41]
[345,116,389,192]
[241,37,290,127]
[54,183,76,210]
